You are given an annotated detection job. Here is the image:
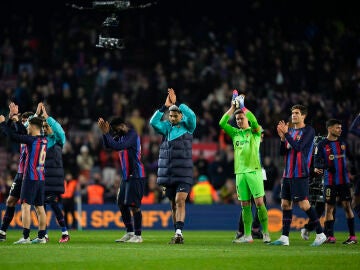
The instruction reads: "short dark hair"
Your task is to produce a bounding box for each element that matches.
[110,117,125,127]
[291,104,308,115]
[21,111,33,119]
[29,117,44,129]
[326,118,341,129]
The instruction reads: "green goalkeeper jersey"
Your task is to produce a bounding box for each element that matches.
[219,110,262,174]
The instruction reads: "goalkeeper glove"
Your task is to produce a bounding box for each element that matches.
[231,89,238,106]
[234,94,245,109]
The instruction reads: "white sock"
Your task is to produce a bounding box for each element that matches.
[175,229,182,235]
[62,231,69,235]
[0,230,5,235]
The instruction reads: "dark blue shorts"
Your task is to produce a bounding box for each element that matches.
[117,177,145,207]
[20,179,45,206]
[281,177,309,202]
[165,182,192,200]
[324,184,352,205]
[9,173,23,198]
[45,191,61,204]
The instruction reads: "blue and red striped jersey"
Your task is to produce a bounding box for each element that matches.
[17,144,27,173]
[102,129,146,180]
[0,122,48,181]
[314,138,350,185]
[22,136,48,181]
[280,125,315,178]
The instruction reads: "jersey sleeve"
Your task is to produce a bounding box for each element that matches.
[149,110,168,136]
[47,117,66,146]
[284,126,315,151]
[219,114,236,138]
[179,104,196,133]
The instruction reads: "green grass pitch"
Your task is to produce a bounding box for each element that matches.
[0,230,359,270]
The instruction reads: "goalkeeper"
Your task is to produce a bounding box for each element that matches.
[219,91,270,243]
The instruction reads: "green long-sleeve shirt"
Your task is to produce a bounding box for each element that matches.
[219,110,261,174]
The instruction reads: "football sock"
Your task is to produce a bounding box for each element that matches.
[1,206,15,232]
[282,209,292,236]
[305,207,323,234]
[133,210,142,236]
[38,230,46,239]
[23,228,30,239]
[324,220,334,237]
[120,205,133,232]
[50,202,67,229]
[256,204,269,233]
[175,221,184,235]
[354,205,360,219]
[242,205,253,236]
[347,217,355,236]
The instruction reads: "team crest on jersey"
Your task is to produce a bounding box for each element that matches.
[341,145,345,150]
[296,135,301,140]
[236,141,239,146]
[329,154,335,160]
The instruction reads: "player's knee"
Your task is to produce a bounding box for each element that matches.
[175,196,185,207]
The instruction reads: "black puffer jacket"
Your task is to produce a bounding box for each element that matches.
[157,133,194,186]
[44,143,65,193]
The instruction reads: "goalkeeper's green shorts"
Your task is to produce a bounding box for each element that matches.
[235,170,265,201]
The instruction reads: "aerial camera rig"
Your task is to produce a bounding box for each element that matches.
[70,1,157,49]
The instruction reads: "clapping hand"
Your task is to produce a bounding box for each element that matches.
[98,118,110,134]
[234,94,245,109]
[8,102,19,119]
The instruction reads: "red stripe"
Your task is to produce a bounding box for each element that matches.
[32,141,41,180]
[335,142,344,184]
[124,150,129,178]
[297,151,302,177]
[325,144,333,185]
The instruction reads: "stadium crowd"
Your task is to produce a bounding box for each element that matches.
[0,1,359,206]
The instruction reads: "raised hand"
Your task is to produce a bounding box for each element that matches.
[277,120,288,140]
[41,104,49,119]
[232,89,238,101]
[168,88,176,104]
[36,102,43,116]
[165,95,172,107]
[234,94,245,109]
[8,102,19,118]
[0,115,5,123]
[98,118,110,134]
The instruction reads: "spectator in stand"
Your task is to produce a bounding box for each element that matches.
[86,173,105,205]
[76,145,94,182]
[194,151,209,176]
[207,150,228,190]
[189,175,220,204]
[142,172,162,204]
[61,172,79,229]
